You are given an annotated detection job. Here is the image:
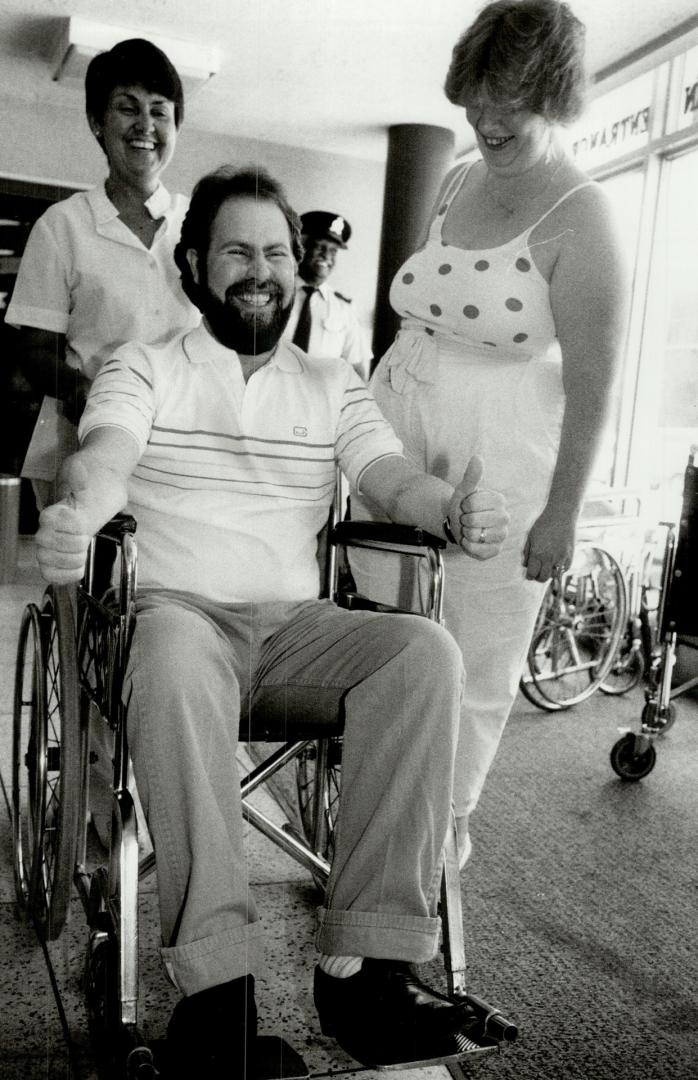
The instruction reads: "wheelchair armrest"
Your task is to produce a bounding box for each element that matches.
[96,512,137,544]
[331,520,446,551]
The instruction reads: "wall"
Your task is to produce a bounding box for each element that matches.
[0,96,385,343]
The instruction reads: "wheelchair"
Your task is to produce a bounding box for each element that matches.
[11,485,518,1078]
[610,448,698,781]
[519,544,628,712]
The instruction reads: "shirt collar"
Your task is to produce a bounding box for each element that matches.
[90,180,172,226]
[183,321,304,373]
[297,278,330,301]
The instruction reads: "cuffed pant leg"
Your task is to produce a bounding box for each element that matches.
[125,594,264,996]
[252,602,463,963]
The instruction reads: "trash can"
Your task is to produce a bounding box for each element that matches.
[0,474,21,584]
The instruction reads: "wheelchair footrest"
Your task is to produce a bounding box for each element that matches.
[255,1036,310,1079]
[369,1040,501,1071]
[150,1036,309,1079]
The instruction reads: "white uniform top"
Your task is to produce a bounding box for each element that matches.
[6,181,199,381]
[79,322,403,603]
[283,280,372,381]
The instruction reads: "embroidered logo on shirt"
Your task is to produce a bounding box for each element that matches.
[294,426,308,437]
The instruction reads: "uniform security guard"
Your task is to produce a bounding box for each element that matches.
[284,211,373,380]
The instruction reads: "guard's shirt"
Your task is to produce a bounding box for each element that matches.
[283,281,372,380]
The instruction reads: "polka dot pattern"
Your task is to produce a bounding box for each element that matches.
[388,177,561,358]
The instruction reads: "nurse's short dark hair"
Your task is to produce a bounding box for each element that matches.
[85,38,184,127]
[174,166,304,311]
[444,0,587,124]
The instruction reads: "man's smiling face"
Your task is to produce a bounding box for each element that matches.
[299,237,339,286]
[190,195,297,355]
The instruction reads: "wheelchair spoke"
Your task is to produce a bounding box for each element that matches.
[522,545,627,710]
[24,587,84,941]
[296,738,342,892]
[12,605,46,916]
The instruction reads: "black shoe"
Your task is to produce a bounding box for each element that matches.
[314,960,482,1066]
[164,974,258,1078]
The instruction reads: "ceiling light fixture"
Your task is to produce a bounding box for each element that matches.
[51,16,220,98]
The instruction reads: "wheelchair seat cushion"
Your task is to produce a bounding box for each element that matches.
[241,685,346,742]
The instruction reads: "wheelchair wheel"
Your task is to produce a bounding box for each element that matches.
[610,732,657,780]
[523,547,627,711]
[84,926,121,1077]
[296,737,342,890]
[519,591,557,710]
[12,603,46,917]
[33,586,83,939]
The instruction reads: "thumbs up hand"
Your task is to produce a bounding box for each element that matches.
[446,455,509,561]
[35,456,93,584]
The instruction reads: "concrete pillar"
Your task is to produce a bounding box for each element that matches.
[372,124,455,368]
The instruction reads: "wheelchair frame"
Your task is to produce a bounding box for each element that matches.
[610,448,698,780]
[12,493,517,1078]
[519,543,628,711]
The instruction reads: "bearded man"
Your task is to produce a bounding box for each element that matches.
[35,166,509,1077]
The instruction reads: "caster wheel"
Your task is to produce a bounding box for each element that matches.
[85,928,121,1075]
[610,732,657,781]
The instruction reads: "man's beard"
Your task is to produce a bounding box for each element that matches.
[202,278,294,355]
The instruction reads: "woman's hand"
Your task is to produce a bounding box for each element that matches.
[448,455,510,561]
[522,505,577,582]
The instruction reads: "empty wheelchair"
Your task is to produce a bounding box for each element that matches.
[611,448,698,781]
[12,490,517,1078]
[519,543,627,711]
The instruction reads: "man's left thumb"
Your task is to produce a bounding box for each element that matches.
[456,454,484,497]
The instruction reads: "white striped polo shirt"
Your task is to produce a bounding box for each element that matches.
[79,322,403,602]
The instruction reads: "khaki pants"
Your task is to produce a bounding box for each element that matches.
[124,590,463,996]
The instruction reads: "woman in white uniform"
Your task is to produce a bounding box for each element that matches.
[351,0,629,862]
[7,37,199,505]
[6,39,200,845]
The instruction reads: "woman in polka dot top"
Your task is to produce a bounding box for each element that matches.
[351,0,629,862]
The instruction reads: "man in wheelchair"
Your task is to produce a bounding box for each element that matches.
[35,166,509,1077]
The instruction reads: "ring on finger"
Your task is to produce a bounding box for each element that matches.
[478,526,486,544]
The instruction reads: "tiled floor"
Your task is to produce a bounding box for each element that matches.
[0,540,451,1080]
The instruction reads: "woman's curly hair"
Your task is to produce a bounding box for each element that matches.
[444,0,587,124]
